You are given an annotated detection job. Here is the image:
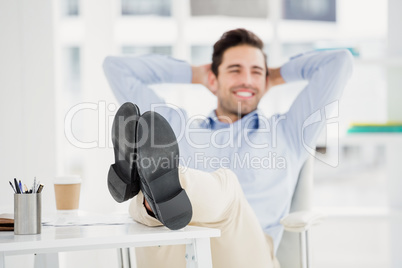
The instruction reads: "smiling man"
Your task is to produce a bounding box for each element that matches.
[103,28,353,268]
[195,31,283,123]
[210,44,269,121]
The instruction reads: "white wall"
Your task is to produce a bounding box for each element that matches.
[0,0,57,214]
[0,1,57,267]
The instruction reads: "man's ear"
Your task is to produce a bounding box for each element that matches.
[208,71,218,96]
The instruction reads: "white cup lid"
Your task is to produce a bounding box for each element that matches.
[54,175,82,184]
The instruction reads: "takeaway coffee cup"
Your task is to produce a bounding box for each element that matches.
[54,175,81,210]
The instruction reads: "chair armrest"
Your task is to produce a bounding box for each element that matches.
[280,210,325,233]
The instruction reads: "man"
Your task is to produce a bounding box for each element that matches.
[103,28,353,267]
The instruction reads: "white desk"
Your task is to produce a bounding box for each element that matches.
[0,222,220,268]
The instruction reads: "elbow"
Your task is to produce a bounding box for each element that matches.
[333,49,354,77]
[337,49,354,66]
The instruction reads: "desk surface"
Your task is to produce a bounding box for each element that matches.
[0,222,220,255]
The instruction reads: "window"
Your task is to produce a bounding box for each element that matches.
[190,0,267,18]
[191,46,213,65]
[63,47,81,95]
[282,43,314,58]
[122,46,172,56]
[283,0,336,21]
[62,0,80,16]
[121,0,171,16]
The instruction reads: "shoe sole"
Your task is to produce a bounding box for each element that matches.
[136,111,192,230]
[108,102,141,203]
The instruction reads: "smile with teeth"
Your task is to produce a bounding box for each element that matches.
[234,90,254,99]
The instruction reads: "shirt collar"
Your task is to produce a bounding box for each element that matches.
[202,109,263,130]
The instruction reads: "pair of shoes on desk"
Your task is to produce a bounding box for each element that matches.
[107,102,192,230]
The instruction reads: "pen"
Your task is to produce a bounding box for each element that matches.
[37,184,44,193]
[19,180,23,194]
[36,181,41,192]
[14,178,20,194]
[23,184,28,194]
[9,181,16,193]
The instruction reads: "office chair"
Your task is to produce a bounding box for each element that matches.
[276,155,325,268]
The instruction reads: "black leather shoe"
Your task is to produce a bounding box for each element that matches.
[108,102,141,203]
[136,111,192,230]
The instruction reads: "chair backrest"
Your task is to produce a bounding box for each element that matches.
[276,155,314,268]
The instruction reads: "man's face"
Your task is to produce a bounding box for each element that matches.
[211,45,268,121]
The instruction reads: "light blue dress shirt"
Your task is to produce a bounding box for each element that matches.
[103,50,353,252]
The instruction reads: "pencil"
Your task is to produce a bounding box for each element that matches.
[9,181,16,193]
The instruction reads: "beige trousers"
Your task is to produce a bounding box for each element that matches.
[129,167,280,268]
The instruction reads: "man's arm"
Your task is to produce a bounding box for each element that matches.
[267,67,286,89]
[278,50,354,157]
[191,63,219,96]
[103,54,192,113]
[103,54,192,134]
[191,64,211,86]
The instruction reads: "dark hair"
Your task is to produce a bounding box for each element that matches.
[211,28,268,77]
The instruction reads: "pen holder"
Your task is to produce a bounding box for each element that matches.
[14,193,42,235]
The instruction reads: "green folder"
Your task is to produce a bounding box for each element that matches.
[348,122,402,133]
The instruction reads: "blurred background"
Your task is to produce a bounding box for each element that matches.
[1,0,401,267]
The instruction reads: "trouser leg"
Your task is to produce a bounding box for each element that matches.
[129,167,280,268]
